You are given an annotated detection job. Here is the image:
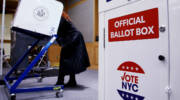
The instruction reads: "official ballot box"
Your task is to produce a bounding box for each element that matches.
[12,0,63,36]
[99,0,180,100]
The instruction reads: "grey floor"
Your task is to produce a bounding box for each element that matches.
[0,70,98,100]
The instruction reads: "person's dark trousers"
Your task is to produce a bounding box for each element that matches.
[56,69,65,85]
[56,70,77,86]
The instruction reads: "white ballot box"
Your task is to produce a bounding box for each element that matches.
[12,0,63,36]
[99,0,180,100]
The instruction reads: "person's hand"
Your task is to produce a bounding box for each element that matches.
[62,11,71,22]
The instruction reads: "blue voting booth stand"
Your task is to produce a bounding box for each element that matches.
[3,0,64,100]
[4,32,64,100]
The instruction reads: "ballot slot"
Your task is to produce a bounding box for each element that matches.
[99,0,142,12]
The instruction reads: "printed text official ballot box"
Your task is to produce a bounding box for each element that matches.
[12,0,63,37]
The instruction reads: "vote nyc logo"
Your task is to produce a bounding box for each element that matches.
[117,61,145,100]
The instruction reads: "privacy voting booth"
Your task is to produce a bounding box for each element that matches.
[4,0,63,100]
[99,0,180,100]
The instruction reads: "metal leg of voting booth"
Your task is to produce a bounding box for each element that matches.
[4,35,64,100]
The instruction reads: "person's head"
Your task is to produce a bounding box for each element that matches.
[62,11,71,22]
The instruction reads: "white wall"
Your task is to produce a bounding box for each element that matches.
[67,0,94,42]
[0,14,13,57]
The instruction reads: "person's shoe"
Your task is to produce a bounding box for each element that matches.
[64,80,77,87]
[55,81,64,85]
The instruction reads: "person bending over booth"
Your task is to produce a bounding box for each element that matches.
[56,11,90,87]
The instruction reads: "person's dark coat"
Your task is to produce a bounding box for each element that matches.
[56,17,90,75]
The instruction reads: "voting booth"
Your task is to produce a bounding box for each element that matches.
[4,0,64,100]
[99,0,180,100]
[12,0,63,36]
